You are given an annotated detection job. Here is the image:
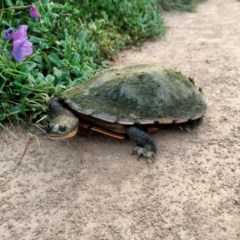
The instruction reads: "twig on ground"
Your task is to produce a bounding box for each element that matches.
[16,136,31,166]
[0,123,18,139]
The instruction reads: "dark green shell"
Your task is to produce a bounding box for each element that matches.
[62,64,207,124]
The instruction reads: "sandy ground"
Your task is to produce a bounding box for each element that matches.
[1,0,240,239]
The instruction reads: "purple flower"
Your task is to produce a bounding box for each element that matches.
[30,5,40,18]
[12,39,33,62]
[4,27,15,40]
[12,25,28,41]
[4,25,33,62]
[11,25,33,62]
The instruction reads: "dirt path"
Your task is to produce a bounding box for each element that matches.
[1,0,240,239]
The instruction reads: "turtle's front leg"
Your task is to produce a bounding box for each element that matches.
[127,126,157,162]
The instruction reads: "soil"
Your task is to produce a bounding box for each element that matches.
[0,0,240,239]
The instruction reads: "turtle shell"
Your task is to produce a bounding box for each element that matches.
[61,64,207,134]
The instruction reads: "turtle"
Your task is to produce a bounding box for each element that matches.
[47,64,207,160]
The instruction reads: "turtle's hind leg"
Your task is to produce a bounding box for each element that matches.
[127,126,157,162]
[180,116,204,132]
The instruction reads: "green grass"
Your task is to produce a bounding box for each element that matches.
[0,0,202,124]
[159,0,204,11]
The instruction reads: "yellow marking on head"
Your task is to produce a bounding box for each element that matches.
[48,126,78,140]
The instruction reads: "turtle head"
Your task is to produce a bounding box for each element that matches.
[47,98,79,139]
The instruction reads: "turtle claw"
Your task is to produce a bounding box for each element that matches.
[132,146,155,163]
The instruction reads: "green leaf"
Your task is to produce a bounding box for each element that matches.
[53,67,63,79]
[48,53,62,67]
[45,74,55,83]
[71,53,81,66]
[4,0,13,7]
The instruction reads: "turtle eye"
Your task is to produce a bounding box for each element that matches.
[59,125,66,132]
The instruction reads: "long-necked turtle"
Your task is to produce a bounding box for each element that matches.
[47,64,207,160]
